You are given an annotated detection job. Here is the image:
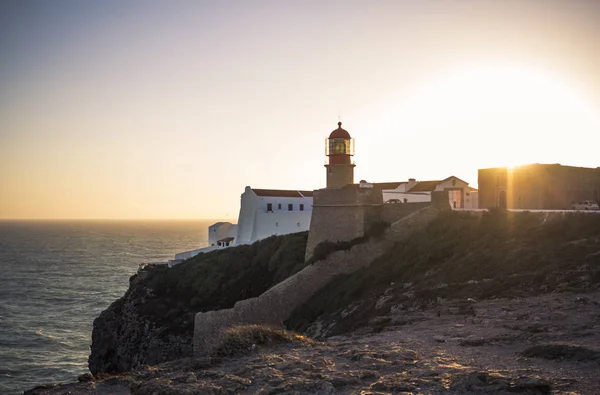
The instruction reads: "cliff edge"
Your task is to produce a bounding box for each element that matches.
[27,210,600,394]
[88,231,309,374]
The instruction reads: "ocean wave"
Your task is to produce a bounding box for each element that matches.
[0,220,211,395]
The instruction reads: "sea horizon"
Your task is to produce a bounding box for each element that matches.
[0,219,213,394]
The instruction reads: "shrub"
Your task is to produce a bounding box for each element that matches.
[307,221,390,264]
[138,231,309,335]
[212,325,314,357]
[287,210,600,334]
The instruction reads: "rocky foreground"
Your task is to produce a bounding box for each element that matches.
[27,290,600,394]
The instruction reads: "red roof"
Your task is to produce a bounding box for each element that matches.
[329,122,351,139]
[252,189,314,198]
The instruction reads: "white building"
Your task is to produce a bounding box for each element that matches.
[208,222,237,247]
[236,187,313,244]
[379,176,478,209]
[174,186,314,261]
[379,179,430,203]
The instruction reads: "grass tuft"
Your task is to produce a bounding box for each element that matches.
[212,325,314,357]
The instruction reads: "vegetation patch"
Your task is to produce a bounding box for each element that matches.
[287,210,600,335]
[307,221,390,264]
[138,231,309,336]
[212,325,314,357]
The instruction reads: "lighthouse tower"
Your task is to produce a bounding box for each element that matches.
[325,122,355,188]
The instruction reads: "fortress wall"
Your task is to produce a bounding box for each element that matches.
[305,187,384,261]
[381,202,431,224]
[431,190,452,209]
[305,206,367,260]
[194,206,438,357]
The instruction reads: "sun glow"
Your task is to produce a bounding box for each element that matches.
[369,61,600,173]
[399,62,596,131]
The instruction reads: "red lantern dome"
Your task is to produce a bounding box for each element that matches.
[325,122,354,165]
[329,122,351,139]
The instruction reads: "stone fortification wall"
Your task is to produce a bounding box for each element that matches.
[311,187,383,206]
[381,202,431,224]
[305,187,383,261]
[431,190,452,209]
[194,206,439,356]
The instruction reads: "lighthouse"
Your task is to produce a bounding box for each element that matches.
[325,122,355,188]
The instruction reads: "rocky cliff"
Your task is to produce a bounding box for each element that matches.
[29,291,600,394]
[88,231,309,374]
[287,210,600,338]
[29,210,600,394]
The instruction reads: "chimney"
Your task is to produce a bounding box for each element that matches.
[408,178,417,189]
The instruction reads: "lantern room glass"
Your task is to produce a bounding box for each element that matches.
[326,138,354,156]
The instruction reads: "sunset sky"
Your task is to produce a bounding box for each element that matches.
[2,0,600,219]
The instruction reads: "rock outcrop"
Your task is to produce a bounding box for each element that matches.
[88,231,309,374]
[88,274,194,374]
[29,291,600,394]
[28,210,600,394]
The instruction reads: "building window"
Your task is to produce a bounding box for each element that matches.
[288,204,293,211]
[300,204,304,211]
[278,203,282,210]
[267,203,273,212]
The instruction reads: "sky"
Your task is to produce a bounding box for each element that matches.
[1,0,600,219]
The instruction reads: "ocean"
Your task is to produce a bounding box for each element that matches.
[0,220,214,395]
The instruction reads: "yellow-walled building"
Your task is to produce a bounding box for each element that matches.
[478,164,600,210]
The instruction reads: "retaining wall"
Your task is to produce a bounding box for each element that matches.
[193,206,439,356]
[381,202,431,224]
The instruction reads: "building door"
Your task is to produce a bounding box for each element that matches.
[447,189,463,209]
[498,190,507,209]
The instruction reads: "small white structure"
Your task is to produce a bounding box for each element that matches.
[174,221,237,260]
[173,186,314,262]
[380,179,431,203]
[208,222,237,247]
[236,187,313,245]
[379,176,478,209]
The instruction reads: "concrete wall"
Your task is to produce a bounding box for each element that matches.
[253,211,311,240]
[193,206,439,357]
[235,190,257,244]
[174,245,218,260]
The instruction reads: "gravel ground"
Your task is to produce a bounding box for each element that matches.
[26,291,600,394]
